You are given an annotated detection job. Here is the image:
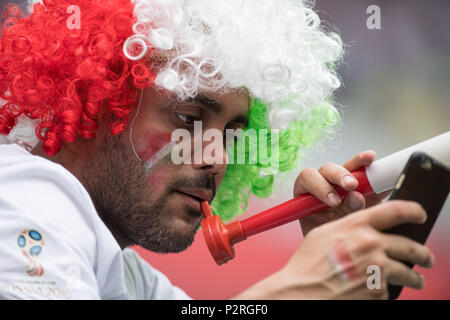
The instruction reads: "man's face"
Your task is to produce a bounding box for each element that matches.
[80,87,250,252]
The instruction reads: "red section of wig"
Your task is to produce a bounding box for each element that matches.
[0,0,155,155]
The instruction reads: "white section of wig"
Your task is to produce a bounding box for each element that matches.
[127,0,343,128]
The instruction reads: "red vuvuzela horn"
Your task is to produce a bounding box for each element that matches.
[201,132,450,265]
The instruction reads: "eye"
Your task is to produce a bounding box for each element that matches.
[224,127,243,147]
[225,130,237,142]
[175,113,201,126]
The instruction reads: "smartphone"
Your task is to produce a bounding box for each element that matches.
[384,152,450,299]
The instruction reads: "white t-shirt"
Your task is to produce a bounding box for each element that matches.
[122,248,190,300]
[0,143,191,300]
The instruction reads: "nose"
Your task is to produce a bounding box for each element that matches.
[191,130,228,175]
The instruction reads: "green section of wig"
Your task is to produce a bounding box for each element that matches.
[211,98,340,221]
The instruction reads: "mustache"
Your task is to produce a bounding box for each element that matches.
[170,174,217,200]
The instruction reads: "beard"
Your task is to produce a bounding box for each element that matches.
[79,133,215,253]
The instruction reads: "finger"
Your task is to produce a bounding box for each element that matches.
[343,150,376,172]
[341,191,366,215]
[383,234,434,268]
[386,259,425,290]
[294,168,342,207]
[318,162,359,191]
[364,200,427,230]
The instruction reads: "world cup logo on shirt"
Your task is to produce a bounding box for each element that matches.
[17,229,45,277]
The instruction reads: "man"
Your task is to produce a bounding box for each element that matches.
[0,0,433,299]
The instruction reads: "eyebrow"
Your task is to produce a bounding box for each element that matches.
[186,94,249,127]
[186,95,223,113]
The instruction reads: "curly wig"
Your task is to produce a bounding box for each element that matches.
[0,0,343,220]
[0,0,152,155]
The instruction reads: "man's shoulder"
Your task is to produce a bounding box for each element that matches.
[0,143,105,249]
[0,144,93,215]
[0,143,84,193]
[0,144,126,299]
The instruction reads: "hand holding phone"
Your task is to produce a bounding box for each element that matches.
[385,152,450,299]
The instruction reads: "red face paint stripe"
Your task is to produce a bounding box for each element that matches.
[136,130,172,163]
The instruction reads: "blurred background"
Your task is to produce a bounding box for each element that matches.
[2,0,449,299]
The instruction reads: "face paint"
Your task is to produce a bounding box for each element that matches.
[136,130,172,162]
[134,130,173,175]
[328,240,359,281]
[142,140,176,175]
